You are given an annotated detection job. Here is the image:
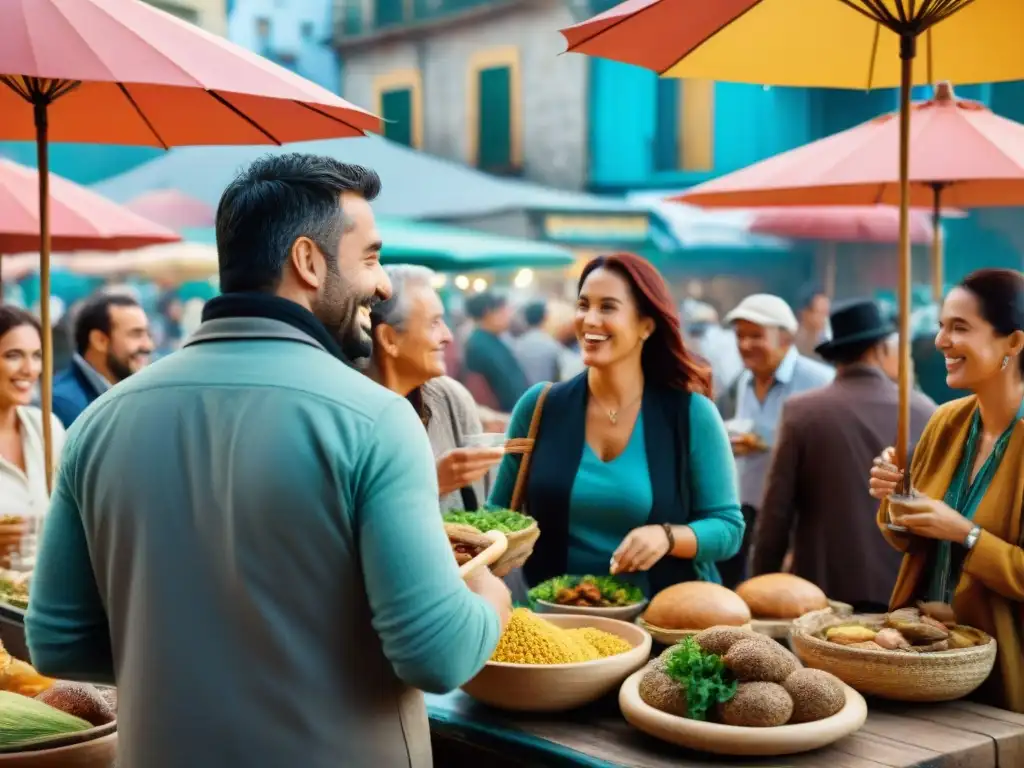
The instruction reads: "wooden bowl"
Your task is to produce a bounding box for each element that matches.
[534,599,648,622]
[636,618,753,647]
[0,722,117,766]
[790,609,997,702]
[619,669,867,756]
[461,614,652,712]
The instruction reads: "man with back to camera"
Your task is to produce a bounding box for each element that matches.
[51,293,153,427]
[26,154,512,768]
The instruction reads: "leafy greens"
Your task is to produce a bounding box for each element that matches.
[443,508,535,534]
[662,637,737,721]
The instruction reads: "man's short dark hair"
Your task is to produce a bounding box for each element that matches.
[464,291,506,321]
[73,293,141,355]
[797,284,826,311]
[523,300,547,328]
[215,153,382,294]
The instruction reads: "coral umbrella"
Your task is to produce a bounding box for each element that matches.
[675,83,1024,300]
[748,205,941,298]
[560,0,1024,492]
[0,0,381,486]
[0,158,180,254]
[123,190,215,229]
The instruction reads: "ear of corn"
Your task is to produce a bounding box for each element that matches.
[491,608,632,664]
[0,690,92,748]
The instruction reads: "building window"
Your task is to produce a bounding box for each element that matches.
[147,1,199,24]
[652,79,679,172]
[375,0,406,28]
[373,70,423,149]
[466,47,522,174]
[652,78,715,173]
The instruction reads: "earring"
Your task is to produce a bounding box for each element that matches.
[1002,355,1011,370]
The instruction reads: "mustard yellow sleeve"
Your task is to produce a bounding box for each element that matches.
[876,498,915,553]
[963,530,1024,601]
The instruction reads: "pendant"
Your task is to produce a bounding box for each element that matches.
[608,410,618,424]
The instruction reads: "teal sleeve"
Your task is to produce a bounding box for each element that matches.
[25,454,114,684]
[686,394,745,563]
[487,382,546,509]
[357,399,500,693]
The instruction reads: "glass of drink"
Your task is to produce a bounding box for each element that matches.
[461,433,507,450]
[887,491,928,532]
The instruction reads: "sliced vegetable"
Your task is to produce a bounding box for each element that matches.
[662,637,737,721]
[0,690,92,748]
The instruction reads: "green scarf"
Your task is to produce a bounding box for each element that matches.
[926,397,1024,603]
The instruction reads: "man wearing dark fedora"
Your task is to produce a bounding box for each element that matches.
[749,299,936,612]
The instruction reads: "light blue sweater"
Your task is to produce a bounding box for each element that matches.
[27,317,499,768]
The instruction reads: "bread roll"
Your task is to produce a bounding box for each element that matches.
[644,581,751,630]
[736,573,828,620]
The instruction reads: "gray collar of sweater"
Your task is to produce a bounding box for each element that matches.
[184,317,328,352]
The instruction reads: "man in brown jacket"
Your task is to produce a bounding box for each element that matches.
[750,299,936,612]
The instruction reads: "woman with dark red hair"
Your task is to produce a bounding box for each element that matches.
[489,253,744,597]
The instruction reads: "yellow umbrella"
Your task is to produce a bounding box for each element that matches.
[560,0,1024,478]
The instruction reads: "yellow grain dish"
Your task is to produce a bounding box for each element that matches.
[566,627,632,657]
[491,608,632,664]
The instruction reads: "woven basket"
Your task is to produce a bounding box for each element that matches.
[790,608,997,702]
[489,521,540,578]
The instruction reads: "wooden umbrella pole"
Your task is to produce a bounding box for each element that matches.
[33,99,54,494]
[895,35,915,486]
[930,183,945,304]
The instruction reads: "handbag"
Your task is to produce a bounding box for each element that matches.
[507,383,553,512]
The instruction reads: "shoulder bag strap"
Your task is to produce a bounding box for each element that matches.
[507,383,553,512]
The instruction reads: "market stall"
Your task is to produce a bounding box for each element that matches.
[428,690,1024,768]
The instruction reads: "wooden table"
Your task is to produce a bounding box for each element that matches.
[427,690,1024,767]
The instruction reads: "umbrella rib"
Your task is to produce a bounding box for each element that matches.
[656,0,768,76]
[116,83,170,150]
[207,92,283,145]
[293,101,370,137]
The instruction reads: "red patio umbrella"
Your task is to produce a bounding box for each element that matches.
[124,189,215,230]
[0,0,382,485]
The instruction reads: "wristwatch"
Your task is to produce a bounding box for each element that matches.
[963,525,982,550]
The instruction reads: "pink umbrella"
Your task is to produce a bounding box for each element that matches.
[0,157,180,285]
[747,206,939,245]
[0,158,180,253]
[124,189,215,229]
[746,205,956,299]
[0,0,381,485]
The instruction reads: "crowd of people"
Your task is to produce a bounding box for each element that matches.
[0,152,1021,765]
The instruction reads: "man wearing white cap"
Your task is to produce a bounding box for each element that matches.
[718,294,834,587]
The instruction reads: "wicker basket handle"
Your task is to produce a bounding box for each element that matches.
[509,384,552,512]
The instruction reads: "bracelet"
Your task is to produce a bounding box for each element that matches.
[662,523,675,553]
[963,525,982,550]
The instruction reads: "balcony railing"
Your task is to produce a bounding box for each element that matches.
[335,0,509,39]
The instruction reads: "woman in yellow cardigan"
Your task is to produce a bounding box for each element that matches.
[870,268,1024,713]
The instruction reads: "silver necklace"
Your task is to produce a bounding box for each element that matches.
[590,390,643,424]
